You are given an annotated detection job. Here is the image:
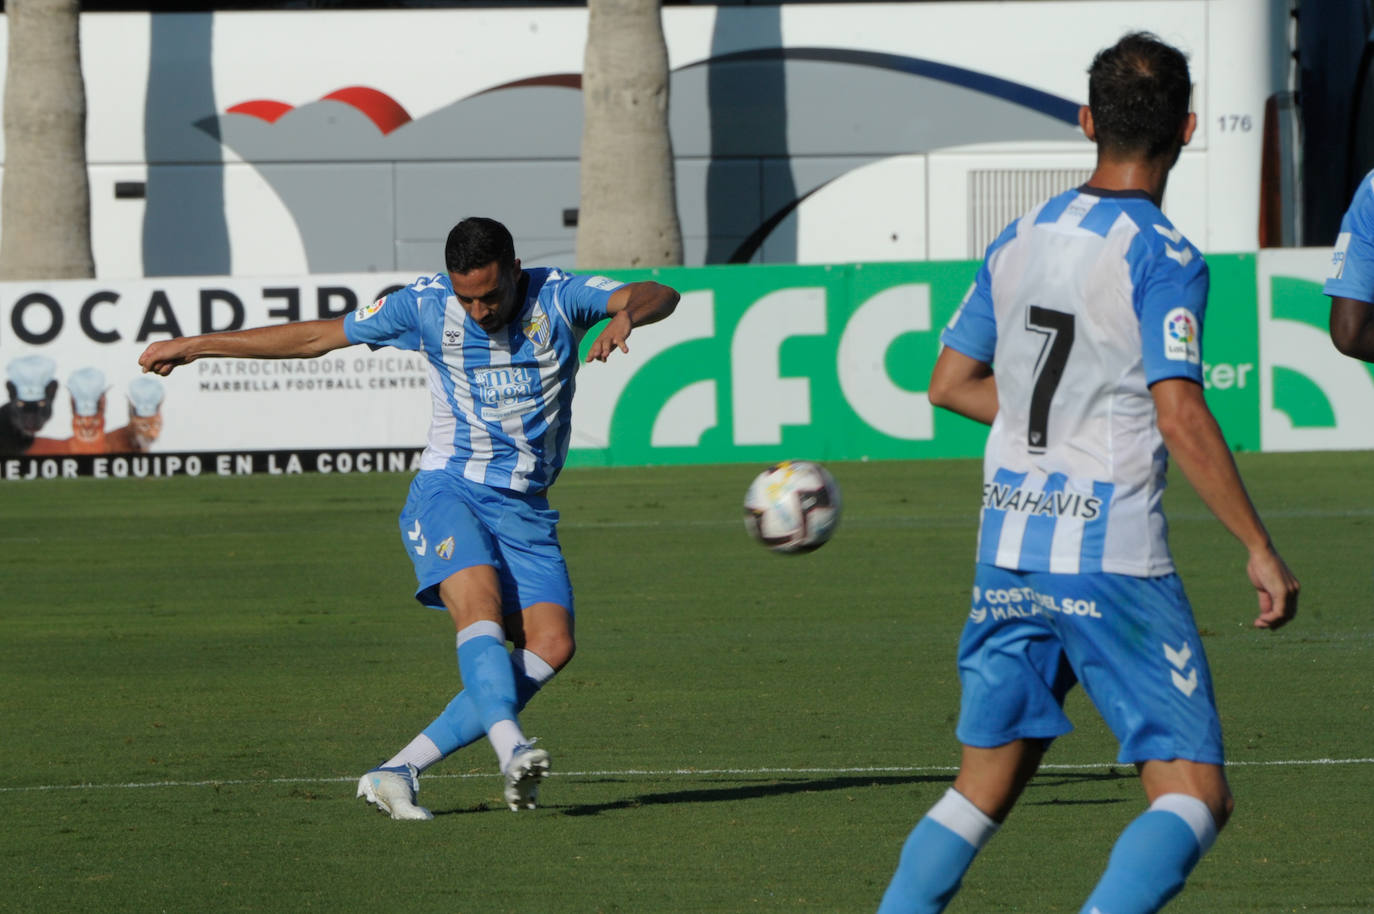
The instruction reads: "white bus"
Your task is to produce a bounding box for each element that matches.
[0,1,1308,277]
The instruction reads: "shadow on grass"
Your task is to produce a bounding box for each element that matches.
[426,768,1136,817]
[531,768,1134,817]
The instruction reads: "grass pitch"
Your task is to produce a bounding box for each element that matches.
[1,453,1371,913]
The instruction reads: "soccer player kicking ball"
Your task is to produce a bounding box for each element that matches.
[877,33,1299,914]
[139,217,678,818]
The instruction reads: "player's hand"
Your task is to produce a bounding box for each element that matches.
[1247,544,1299,631]
[138,340,194,376]
[585,312,633,363]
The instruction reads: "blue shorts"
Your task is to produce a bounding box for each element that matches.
[397,470,573,615]
[955,564,1224,765]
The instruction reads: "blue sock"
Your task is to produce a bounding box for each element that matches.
[878,789,998,914]
[1080,794,1216,914]
[453,622,518,732]
[422,648,555,755]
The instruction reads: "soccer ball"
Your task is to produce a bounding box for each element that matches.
[743,460,842,553]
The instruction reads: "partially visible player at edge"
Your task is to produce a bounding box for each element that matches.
[138,217,680,818]
[877,33,1299,914]
[1323,169,1374,362]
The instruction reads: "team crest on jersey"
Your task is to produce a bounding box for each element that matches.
[1163,307,1200,363]
[523,305,551,348]
[355,296,386,322]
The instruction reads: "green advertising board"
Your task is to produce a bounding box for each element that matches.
[571,254,1288,468]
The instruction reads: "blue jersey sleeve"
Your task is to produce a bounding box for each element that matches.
[552,272,622,328]
[1324,171,1374,303]
[343,275,431,351]
[940,262,998,362]
[1132,236,1208,386]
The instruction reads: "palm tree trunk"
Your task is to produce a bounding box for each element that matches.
[576,0,683,270]
[0,0,94,280]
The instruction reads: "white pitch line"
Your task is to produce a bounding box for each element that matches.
[1,757,1370,795]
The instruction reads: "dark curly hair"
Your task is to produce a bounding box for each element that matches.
[1087,32,1192,160]
[445,217,516,274]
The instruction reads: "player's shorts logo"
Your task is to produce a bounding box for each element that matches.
[436,536,455,561]
[1163,640,1199,696]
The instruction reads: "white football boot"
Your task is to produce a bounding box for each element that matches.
[356,763,434,820]
[503,743,551,811]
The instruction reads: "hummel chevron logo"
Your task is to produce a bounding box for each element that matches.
[1164,640,1198,696]
[1154,224,1194,267]
[408,519,427,556]
[1154,224,1184,244]
[1164,641,1192,669]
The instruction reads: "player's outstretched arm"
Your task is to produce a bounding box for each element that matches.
[928,346,997,426]
[1329,296,1374,362]
[1152,378,1299,629]
[138,318,353,376]
[585,281,680,362]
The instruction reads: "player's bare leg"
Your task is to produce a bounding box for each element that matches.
[952,739,1045,822]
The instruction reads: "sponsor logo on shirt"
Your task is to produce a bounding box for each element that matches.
[473,365,537,420]
[1329,232,1351,280]
[1064,195,1095,220]
[982,482,1101,520]
[586,275,624,292]
[443,327,463,347]
[1163,307,1200,363]
[355,296,386,322]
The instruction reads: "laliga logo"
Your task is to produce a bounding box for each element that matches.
[1167,312,1195,343]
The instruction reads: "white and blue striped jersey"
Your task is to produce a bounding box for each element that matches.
[1324,169,1374,303]
[343,267,622,493]
[942,186,1207,577]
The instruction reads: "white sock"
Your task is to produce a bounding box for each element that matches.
[512,648,556,688]
[382,733,443,773]
[1152,792,1218,854]
[488,719,528,772]
[927,787,1001,849]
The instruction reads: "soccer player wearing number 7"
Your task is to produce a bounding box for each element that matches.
[138,217,678,818]
[877,33,1299,914]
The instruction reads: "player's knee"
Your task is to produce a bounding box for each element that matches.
[1195,772,1233,830]
[526,632,575,670]
[1214,789,1234,830]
